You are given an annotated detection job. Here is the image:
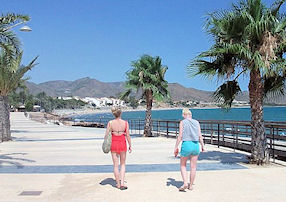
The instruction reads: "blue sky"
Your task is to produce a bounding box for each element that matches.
[2,0,283,91]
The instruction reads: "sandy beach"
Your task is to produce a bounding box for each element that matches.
[51,105,234,117]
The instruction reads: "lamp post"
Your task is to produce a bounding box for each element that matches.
[3,21,32,32]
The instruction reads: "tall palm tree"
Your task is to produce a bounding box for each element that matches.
[122,55,169,137]
[189,0,286,165]
[0,13,30,54]
[0,50,38,142]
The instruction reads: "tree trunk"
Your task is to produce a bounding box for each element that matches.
[0,95,11,142]
[144,90,153,137]
[248,69,269,165]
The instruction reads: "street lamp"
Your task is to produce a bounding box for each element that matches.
[3,21,32,32]
[20,24,32,32]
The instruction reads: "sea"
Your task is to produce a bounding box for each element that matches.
[73,106,286,122]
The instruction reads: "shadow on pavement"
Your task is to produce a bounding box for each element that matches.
[11,130,29,133]
[130,134,143,138]
[199,151,248,163]
[166,178,183,188]
[99,178,116,187]
[0,153,36,168]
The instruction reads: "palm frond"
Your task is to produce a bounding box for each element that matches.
[213,80,242,108]
[271,0,286,16]
[119,89,132,100]
[263,72,286,100]
[123,54,169,102]
[0,50,38,96]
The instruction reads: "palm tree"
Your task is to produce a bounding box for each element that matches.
[189,0,286,164]
[122,55,169,137]
[0,50,38,142]
[0,13,30,54]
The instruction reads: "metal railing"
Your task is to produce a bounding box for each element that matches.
[83,117,286,161]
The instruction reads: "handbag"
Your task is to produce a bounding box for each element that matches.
[102,121,112,153]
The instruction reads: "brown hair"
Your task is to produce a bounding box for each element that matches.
[111,107,122,118]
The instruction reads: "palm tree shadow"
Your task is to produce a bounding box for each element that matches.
[99,178,116,188]
[0,153,36,169]
[198,151,248,164]
[166,178,183,188]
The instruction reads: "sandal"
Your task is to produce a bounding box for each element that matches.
[120,185,128,190]
[116,181,121,189]
[178,185,188,192]
[188,183,193,190]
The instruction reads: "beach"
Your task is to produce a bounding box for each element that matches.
[52,105,253,117]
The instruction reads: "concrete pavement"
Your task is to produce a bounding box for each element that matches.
[0,112,285,202]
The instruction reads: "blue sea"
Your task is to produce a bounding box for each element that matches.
[74,106,286,122]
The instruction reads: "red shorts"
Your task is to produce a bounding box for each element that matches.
[111,134,127,154]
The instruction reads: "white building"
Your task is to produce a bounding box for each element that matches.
[80,97,125,107]
[82,97,101,107]
[57,96,73,100]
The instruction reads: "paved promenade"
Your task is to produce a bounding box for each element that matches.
[0,112,285,202]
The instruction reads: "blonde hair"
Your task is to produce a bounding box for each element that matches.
[182,108,192,116]
[111,107,122,118]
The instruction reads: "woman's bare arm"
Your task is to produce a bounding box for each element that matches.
[174,121,183,154]
[105,121,111,138]
[198,124,205,152]
[125,122,132,152]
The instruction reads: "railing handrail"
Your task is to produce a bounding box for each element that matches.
[66,116,286,161]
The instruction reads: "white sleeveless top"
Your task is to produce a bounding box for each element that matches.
[182,119,200,141]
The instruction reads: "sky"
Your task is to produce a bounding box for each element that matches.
[2,0,284,91]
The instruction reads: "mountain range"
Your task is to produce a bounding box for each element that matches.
[25,77,285,104]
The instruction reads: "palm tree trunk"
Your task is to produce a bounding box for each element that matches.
[0,95,11,142]
[248,69,269,164]
[144,90,153,137]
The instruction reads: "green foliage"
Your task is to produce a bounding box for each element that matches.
[213,80,242,107]
[189,0,286,107]
[122,54,170,102]
[128,96,139,109]
[9,91,87,112]
[0,50,38,97]
[0,13,30,54]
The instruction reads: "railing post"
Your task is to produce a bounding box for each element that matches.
[1,122,3,142]
[272,126,275,163]
[167,121,169,138]
[232,124,235,152]
[217,124,220,148]
[176,121,178,138]
[235,124,238,151]
[139,120,141,136]
[211,123,213,145]
[158,121,161,136]
[222,124,225,146]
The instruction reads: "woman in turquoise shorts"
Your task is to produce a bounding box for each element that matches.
[174,108,205,191]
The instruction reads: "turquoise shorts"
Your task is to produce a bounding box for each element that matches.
[180,141,200,157]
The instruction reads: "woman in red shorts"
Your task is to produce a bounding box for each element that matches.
[105,107,132,190]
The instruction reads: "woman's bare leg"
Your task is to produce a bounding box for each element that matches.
[111,152,120,188]
[119,152,127,186]
[189,155,198,190]
[180,157,189,187]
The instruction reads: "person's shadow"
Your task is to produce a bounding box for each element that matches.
[166,178,183,188]
[99,178,116,188]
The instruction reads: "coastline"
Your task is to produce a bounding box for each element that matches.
[52,105,254,117]
[27,105,286,125]
[51,104,286,118]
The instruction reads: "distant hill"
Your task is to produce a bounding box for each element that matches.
[25,77,286,104]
